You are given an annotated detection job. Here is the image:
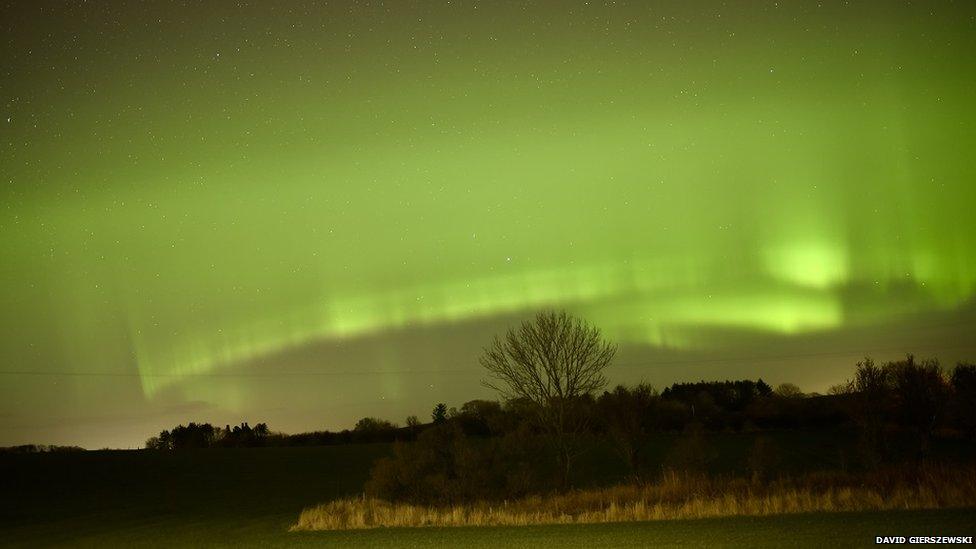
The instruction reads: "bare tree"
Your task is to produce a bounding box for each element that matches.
[887,355,947,459]
[848,357,890,466]
[774,382,803,399]
[480,310,616,486]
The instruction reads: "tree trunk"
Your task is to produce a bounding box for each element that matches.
[561,449,572,488]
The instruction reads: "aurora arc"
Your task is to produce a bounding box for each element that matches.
[1,1,975,447]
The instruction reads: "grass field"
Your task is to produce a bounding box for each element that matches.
[3,508,974,548]
[0,444,387,548]
[2,432,974,547]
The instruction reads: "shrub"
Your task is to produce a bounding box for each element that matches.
[664,422,716,473]
[365,422,550,504]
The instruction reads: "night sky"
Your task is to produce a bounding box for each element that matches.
[2,1,975,448]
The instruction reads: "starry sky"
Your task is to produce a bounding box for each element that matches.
[2,1,975,448]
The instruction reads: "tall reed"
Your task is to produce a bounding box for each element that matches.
[291,464,976,531]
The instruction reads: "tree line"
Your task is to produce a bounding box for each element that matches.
[141,311,975,505]
[143,361,976,458]
[0,444,84,454]
[361,357,975,503]
[145,422,271,450]
[367,311,976,504]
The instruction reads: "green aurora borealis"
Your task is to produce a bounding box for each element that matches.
[2,1,975,447]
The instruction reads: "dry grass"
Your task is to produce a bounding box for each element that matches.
[291,464,976,531]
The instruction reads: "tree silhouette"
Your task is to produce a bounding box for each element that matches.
[598,383,657,482]
[887,355,947,458]
[775,383,803,399]
[431,403,448,424]
[952,363,976,437]
[756,379,773,397]
[480,310,616,486]
[848,358,891,465]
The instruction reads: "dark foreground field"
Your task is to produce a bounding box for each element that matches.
[4,506,975,548]
[2,434,974,547]
[0,445,384,547]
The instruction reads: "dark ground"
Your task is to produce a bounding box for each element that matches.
[2,431,974,547]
